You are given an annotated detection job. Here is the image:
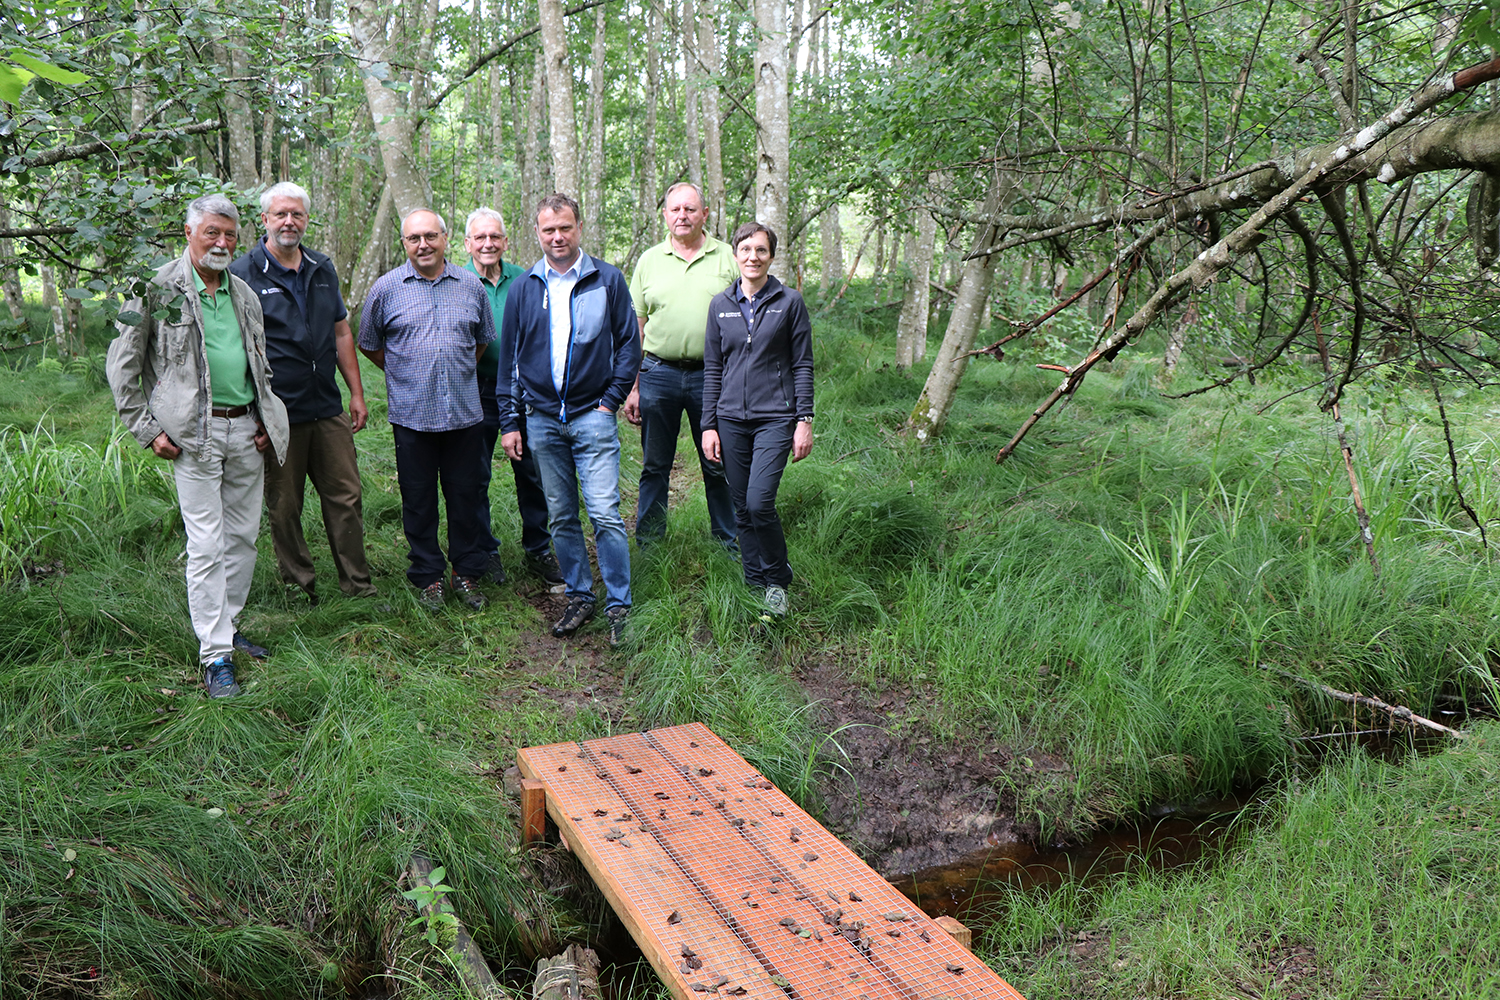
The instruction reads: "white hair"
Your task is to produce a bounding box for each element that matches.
[465,207,507,238]
[186,194,239,230]
[402,208,448,234]
[261,181,312,215]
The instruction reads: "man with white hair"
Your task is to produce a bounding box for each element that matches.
[462,206,563,591]
[359,208,496,611]
[107,192,290,698]
[230,181,377,607]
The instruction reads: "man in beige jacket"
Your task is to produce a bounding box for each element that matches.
[107,193,289,698]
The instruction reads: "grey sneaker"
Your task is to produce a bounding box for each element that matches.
[527,551,565,589]
[451,575,487,610]
[232,631,269,659]
[605,605,629,648]
[204,656,241,699]
[551,596,596,637]
[764,586,789,617]
[418,579,447,611]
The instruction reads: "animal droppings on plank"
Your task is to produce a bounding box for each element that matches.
[690,741,699,747]
[887,930,901,937]
[592,809,607,816]
[767,885,779,894]
[789,827,802,841]
[712,976,729,988]
[654,791,671,799]
[602,750,623,759]
[884,912,908,922]
[826,891,840,903]
[849,891,862,901]
[946,963,965,974]
[725,987,746,996]
[620,814,633,821]
[558,765,567,771]
[667,909,682,924]
[690,983,712,992]
[698,767,714,776]
[680,943,697,957]
[690,809,703,815]
[919,929,931,942]
[803,852,818,862]
[658,809,667,820]
[596,772,609,779]
[770,809,784,816]
[740,891,751,899]
[627,766,642,773]
[778,917,796,927]
[730,818,745,828]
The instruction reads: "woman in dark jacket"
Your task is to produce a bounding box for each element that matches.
[701,222,814,617]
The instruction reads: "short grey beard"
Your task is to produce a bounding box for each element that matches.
[198,250,231,271]
[271,230,302,250]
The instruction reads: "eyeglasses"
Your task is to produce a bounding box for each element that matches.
[468,232,506,244]
[402,232,446,246]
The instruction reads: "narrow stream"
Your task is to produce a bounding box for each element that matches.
[890,795,1244,922]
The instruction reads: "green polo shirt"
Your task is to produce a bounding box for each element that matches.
[629,236,739,361]
[193,268,254,406]
[467,259,525,380]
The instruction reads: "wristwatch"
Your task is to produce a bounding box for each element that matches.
[797,416,813,424]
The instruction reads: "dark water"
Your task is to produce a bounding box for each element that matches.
[890,796,1245,922]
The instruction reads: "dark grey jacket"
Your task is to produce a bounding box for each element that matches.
[701,275,814,429]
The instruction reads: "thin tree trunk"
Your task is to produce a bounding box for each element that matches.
[529,49,552,202]
[819,203,842,292]
[698,0,726,236]
[896,200,937,367]
[41,265,69,358]
[1162,298,1197,378]
[904,170,1009,442]
[348,182,395,310]
[349,0,430,217]
[637,4,662,243]
[753,0,791,275]
[411,0,439,171]
[0,205,25,324]
[539,0,580,199]
[219,40,258,191]
[682,0,703,190]
[585,1,608,252]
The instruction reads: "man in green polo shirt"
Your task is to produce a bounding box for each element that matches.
[107,193,290,699]
[464,206,563,590]
[623,182,739,549]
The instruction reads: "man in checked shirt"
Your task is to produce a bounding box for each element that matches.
[358,209,496,612]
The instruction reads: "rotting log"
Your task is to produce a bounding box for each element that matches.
[407,855,505,997]
[533,943,603,1000]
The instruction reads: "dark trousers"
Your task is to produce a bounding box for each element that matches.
[263,412,376,597]
[479,376,552,559]
[635,359,737,545]
[717,416,796,588]
[391,422,490,588]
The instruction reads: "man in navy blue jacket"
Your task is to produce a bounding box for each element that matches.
[230,182,377,607]
[499,194,640,646]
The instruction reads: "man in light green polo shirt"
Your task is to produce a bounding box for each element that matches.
[624,182,739,548]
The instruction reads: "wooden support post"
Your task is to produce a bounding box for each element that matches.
[521,778,547,845]
[934,915,971,950]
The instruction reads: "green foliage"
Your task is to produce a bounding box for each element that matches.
[403,865,462,954]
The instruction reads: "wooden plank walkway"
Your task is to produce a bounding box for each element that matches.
[517,722,1026,1000]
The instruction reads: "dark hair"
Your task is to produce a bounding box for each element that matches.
[730,221,777,258]
[535,193,581,225]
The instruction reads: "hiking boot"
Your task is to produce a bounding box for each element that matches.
[204,656,241,699]
[485,552,508,585]
[527,551,565,590]
[605,605,629,648]
[764,586,789,617]
[232,631,269,659]
[451,575,487,610]
[418,579,447,611]
[551,596,596,637]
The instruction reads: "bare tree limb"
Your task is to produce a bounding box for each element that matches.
[1261,664,1464,737]
[14,120,221,170]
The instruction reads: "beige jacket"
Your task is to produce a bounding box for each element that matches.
[107,250,289,463]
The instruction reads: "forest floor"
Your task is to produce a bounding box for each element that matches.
[4,300,1500,998]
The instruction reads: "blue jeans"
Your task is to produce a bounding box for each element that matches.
[717,417,795,588]
[479,376,552,560]
[636,358,737,546]
[525,407,631,609]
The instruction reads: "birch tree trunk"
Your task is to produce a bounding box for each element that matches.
[538,0,580,200]
[637,4,662,243]
[584,1,607,252]
[819,205,842,292]
[348,183,395,310]
[40,265,70,358]
[697,0,726,237]
[682,0,703,190]
[0,205,25,325]
[219,40,259,191]
[349,0,430,218]
[526,49,551,219]
[904,170,1010,442]
[895,201,937,367]
[753,0,790,275]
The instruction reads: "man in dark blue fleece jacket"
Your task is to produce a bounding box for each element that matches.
[499,194,640,645]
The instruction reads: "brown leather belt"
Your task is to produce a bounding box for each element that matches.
[210,404,252,418]
[645,351,704,371]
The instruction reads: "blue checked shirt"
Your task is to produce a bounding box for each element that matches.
[358,261,495,432]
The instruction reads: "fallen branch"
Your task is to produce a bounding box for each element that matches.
[406,855,504,996]
[1261,664,1465,738]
